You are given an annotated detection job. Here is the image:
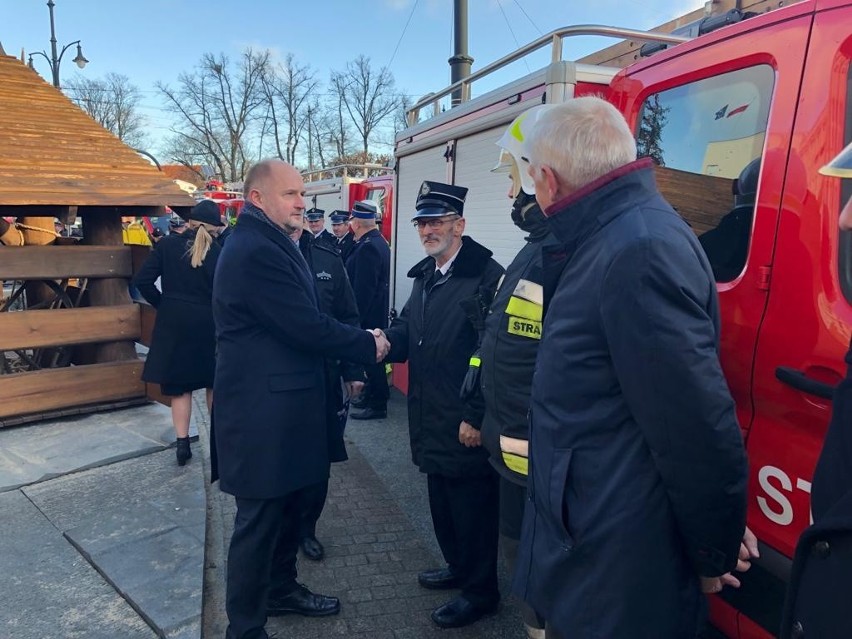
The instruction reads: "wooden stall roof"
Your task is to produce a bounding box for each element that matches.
[0,54,196,209]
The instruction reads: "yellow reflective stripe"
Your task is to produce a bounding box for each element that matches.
[507,316,542,339]
[512,279,543,305]
[469,356,481,367]
[502,452,529,476]
[505,295,542,321]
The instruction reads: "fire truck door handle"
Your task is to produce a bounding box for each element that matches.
[775,367,836,400]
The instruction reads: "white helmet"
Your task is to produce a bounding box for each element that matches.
[492,103,557,196]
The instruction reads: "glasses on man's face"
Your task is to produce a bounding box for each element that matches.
[412,215,459,230]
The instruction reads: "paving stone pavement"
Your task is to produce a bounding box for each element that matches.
[198,391,527,639]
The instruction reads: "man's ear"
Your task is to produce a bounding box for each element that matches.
[542,166,560,201]
[455,216,466,236]
[247,188,263,208]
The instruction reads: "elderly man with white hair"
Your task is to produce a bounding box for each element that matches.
[512,96,749,639]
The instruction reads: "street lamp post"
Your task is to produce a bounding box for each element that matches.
[27,0,88,88]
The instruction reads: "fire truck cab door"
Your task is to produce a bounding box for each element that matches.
[610,9,813,638]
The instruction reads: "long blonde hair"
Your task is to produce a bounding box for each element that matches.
[186,221,215,268]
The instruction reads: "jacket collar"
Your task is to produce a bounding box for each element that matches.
[407,235,494,279]
[544,158,657,250]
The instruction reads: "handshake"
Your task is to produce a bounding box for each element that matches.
[369,328,390,362]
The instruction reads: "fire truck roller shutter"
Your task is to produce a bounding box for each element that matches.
[453,126,529,269]
[392,145,448,311]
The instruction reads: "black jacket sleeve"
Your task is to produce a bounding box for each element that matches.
[462,261,504,429]
[132,244,163,308]
[384,297,411,363]
[600,236,748,578]
[332,258,366,382]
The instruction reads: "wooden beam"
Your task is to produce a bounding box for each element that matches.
[138,302,157,349]
[0,360,145,419]
[0,245,131,279]
[0,305,141,350]
[0,205,174,218]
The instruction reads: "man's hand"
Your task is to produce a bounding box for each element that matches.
[700,527,759,593]
[345,381,365,399]
[458,421,481,447]
[369,329,390,362]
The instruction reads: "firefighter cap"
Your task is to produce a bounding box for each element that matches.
[351,200,378,220]
[820,140,852,179]
[492,103,558,196]
[413,181,468,219]
[329,210,350,224]
[305,208,325,222]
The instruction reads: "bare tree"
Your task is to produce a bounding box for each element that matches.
[394,94,413,134]
[333,56,399,156]
[327,71,354,160]
[157,49,269,182]
[64,73,148,147]
[260,53,318,165]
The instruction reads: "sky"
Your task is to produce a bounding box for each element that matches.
[2,0,704,159]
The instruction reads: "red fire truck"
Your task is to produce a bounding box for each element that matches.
[390,2,852,636]
[303,164,395,243]
[194,179,244,225]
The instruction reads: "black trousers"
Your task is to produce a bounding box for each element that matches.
[427,471,500,609]
[298,479,329,539]
[363,362,389,409]
[225,492,302,639]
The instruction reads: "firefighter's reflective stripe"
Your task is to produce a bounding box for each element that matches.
[505,295,542,321]
[469,356,481,367]
[500,434,529,476]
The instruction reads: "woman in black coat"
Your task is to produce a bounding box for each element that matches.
[133,200,225,465]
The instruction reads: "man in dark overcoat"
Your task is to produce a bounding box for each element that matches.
[513,97,748,639]
[780,141,852,639]
[212,159,387,639]
[382,181,504,629]
[346,200,391,420]
[292,224,365,562]
[329,210,355,262]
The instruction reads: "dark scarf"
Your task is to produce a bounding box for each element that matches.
[512,191,549,241]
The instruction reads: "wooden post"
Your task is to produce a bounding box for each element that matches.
[82,209,138,362]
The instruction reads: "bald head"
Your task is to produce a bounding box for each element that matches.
[243,159,306,232]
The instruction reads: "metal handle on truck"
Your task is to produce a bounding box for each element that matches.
[775,367,836,400]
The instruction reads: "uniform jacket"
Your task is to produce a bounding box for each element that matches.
[299,232,364,463]
[313,228,337,252]
[480,215,559,486]
[336,232,356,263]
[513,159,748,638]
[385,236,504,477]
[211,214,375,499]
[780,342,852,639]
[345,228,390,330]
[134,229,220,387]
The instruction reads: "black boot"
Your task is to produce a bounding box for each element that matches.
[176,437,192,466]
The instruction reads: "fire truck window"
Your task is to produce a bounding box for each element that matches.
[636,65,775,282]
[365,188,386,219]
[840,62,852,305]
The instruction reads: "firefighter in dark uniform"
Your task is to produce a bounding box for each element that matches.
[781,140,852,639]
[330,210,356,262]
[383,181,505,629]
[472,105,556,639]
[346,200,391,420]
[288,221,365,562]
[306,207,336,250]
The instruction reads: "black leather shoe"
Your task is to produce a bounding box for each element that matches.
[417,567,459,590]
[349,407,387,420]
[267,584,340,617]
[431,595,498,629]
[175,437,192,466]
[300,535,324,561]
